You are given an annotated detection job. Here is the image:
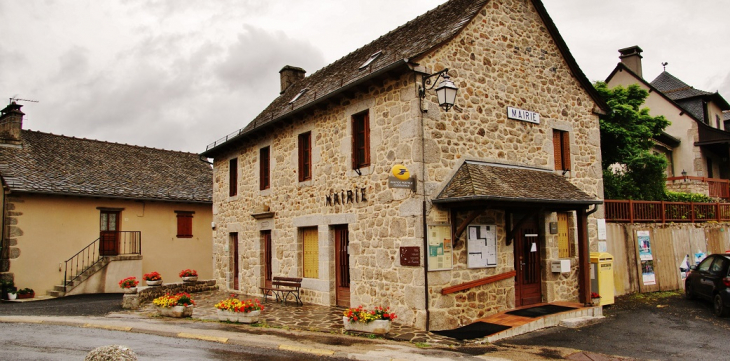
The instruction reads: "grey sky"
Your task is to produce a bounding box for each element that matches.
[1,0,728,153]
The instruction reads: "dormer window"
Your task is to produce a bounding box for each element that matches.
[289,88,308,104]
[359,51,382,70]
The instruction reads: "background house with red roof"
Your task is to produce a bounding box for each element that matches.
[0,102,213,297]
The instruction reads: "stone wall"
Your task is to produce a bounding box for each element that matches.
[210,0,603,331]
[122,279,217,309]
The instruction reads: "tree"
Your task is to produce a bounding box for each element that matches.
[594,82,670,200]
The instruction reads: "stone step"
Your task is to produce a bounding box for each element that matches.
[46,289,64,297]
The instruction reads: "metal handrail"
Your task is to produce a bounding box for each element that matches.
[62,231,142,292]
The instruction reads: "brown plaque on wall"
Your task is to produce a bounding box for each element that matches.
[400,246,420,266]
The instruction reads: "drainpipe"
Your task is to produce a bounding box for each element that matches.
[418,70,430,331]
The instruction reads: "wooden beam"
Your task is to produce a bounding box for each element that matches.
[454,209,486,241]
[441,270,517,295]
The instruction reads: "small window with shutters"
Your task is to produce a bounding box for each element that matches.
[298,132,311,182]
[175,211,194,238]
[352,111,370,169]
[302,227,319,279]
[260,146,270,190]
[553,130,571,171]
[229,158,238,196]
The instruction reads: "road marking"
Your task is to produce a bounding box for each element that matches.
[278,344,335,356]
[178,332,228,343]
[83,324,132,331]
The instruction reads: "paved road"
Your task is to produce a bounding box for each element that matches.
[500,292,730,360]
[0,294,124,316]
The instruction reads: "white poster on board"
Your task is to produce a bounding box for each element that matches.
[467,224,497,268]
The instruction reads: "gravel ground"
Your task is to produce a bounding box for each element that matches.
[500,291,730,360]
[0,293,124,316]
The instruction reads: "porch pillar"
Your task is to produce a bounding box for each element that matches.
[577,207,590,304]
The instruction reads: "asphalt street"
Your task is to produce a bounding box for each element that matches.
[0,293,124,316]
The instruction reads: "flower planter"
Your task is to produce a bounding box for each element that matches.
[7,293,17,300]
[122,287,137,294]
[145,280,163,286]
[342,316,391,334]
[181,276,198,282]
[217,309,261,323]
[157,305,194,318]
[592,297,602,306]
[17,292,35,299]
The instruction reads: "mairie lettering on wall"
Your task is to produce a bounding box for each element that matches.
[325,187,367,206]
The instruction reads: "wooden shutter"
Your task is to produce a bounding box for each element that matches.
[260,146,270,190]
[561,131,571,170]
[553,130,562,170]
[302,227,319,278]
[298,132,311,182]
[352,111,370,169]
[176,212,193,238]
[557,212,569,258]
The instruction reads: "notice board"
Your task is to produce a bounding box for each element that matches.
[427,225,453,271]
[467,224,497,268]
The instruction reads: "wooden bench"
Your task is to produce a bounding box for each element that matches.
[260,277,303,305]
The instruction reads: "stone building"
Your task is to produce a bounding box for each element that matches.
[202,0,606,331]
[606,46,730,199]
[0,102,213,297]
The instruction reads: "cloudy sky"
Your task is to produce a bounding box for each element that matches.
[1,0,728,153]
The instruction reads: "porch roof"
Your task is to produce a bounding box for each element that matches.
[433,161,602,209]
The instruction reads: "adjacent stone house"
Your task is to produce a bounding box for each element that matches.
[203,0,606,330]
[606,46,730,199]
[0,102,214,296]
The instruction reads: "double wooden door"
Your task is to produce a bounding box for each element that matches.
[334,225,350,307]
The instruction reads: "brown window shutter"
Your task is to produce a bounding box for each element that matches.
[553,130,562,170]
[176,213,193,238]
[260,147,270,190]
[363,113,370,166]
[351,116,356,170]
[562,131,571,170]
[229,158,238,196]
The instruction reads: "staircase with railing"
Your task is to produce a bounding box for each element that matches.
[49,231,141,297]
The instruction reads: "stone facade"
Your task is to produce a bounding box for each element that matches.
[209,0,603,331]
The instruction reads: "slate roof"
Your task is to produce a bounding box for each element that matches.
[203,0,608,157]
[650,71,713,101]
[434,161,600,206]
[0,130,212,203]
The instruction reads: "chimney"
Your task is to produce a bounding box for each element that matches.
[618,46,643,78]
[0,102,24,143]
[279,65,306,94]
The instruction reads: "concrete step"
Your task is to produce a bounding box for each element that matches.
[46,288,65,297]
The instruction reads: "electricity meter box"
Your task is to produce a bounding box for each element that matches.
[590,252,614,306]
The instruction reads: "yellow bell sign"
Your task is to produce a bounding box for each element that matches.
[391,164,410,180]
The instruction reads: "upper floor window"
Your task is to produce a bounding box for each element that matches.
[175,211,194,238]
[352,111,370,169]
[229,158,238,196]
[553,130,571,171]
[260,146,270,190]
[298,132,311,182]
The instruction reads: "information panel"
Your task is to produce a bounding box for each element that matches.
[427,225,453,271]
[467,224,497,268]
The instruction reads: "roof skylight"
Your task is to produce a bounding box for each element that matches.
[289,88,308,104]
[359,51,382,70]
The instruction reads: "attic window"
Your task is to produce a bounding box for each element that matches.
[359,51,382,70]
[289,88,308,104]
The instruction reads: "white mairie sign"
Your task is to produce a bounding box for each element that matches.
[507,106,540,124]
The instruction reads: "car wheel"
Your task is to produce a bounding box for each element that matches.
[714,294,729,317]
[685,283,695,300]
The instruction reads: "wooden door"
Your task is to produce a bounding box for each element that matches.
[262,231,272,288]
[99,211,120,256]
[515,218,542,306]
[335,225,351,307]
[231,233,239,290]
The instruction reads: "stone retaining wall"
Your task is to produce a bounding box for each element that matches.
[122,279,217,309]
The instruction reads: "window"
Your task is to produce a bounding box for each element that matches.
[229,158,238,196]
[260,146,270,190]
[352,111,370,169]
[298,132,311,182]
[553,130,571,171]
[302,227,319,278]
[359,51,382,70]
[289,88,308,104]
[175,211,194,238]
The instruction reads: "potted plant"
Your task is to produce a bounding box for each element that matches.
[118,277,139,294]
[214,294,264,323]
[153,292,195,317]
[343,305,397,334]
[143,271,163,286]
[591,292,602,306]
[1,279,15,300]
[17,288,35,299]
[179,269,198,282]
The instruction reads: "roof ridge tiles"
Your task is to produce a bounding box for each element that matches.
[23,129,199,155]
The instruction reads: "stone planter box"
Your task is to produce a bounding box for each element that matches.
[122,287,137,294]
[145,280,162,286]
[157,305,193,318]
[342,316,391,334]
[216,309,261,323]
[181,276,198,282]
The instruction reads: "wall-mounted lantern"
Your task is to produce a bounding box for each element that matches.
[419,68,458,112]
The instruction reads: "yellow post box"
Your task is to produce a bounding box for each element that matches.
[590,252,614,306]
